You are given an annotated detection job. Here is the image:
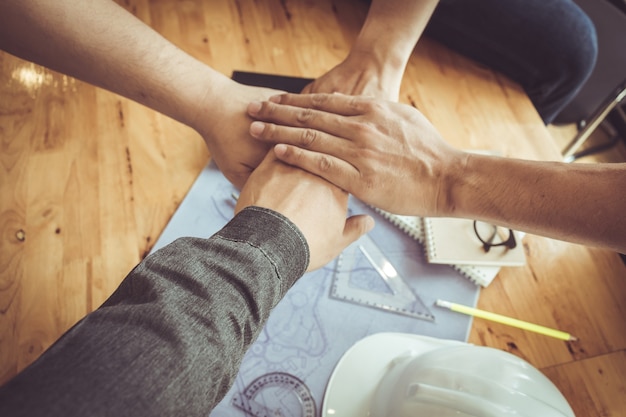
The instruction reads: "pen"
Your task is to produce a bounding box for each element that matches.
[436,299,577,341]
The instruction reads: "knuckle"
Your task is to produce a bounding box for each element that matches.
[299,128,318,147]
[280,145,304,165]
[356,170,380,196]
[366,102,382,116]
[350,119,376,139]
[259,100,277,117]
[361,174,378,191]
[358,220,370,235]
[296,108,315,124]
[262,122,277,139]
[310,94,330,109]
[285,146,299,161]
[281,144,297,157]
[317,154,333,173]
[349,95,375,113]
[369,99,386,113]
[348,96,362,110]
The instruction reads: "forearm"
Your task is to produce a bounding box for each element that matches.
[354,0,439,68]
[246,93,625,252]
[449,155,626,253]
[0,0,229,130]
[0,207,309,416]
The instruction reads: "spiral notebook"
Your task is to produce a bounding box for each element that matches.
[374,209,501,287]
[422,217,526,267]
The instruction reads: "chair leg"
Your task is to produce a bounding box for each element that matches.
[567,131,621,160]
[563,82,626,162]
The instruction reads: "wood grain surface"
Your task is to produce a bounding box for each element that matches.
[0,1,624,415]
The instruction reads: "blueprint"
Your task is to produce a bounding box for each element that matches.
[151,162,480,417]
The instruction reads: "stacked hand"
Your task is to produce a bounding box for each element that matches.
[191,56,402,193]
[246,93,466,217]
[301,51,403,101]
[193,80,286,189]
[235,151,374,271]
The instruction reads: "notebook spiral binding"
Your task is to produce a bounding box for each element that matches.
[373,208,500,287]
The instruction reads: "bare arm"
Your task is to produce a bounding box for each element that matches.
[450,155,626,253]
[0,0,217,128]
[0,0,281,187]
[246,93,626,253]
[303,0,439,100]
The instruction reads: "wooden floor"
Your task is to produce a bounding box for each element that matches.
[548,122,626,164]
[1,1,624,416]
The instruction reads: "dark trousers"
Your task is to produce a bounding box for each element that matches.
[426,0,598,123]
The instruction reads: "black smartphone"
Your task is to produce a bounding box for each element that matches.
[232,70,314,93]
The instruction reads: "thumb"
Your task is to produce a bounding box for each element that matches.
[343,214,375,245]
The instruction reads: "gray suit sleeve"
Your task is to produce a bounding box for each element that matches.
[0,206,309,417]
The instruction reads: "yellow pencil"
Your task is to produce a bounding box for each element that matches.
[436,299,577,341]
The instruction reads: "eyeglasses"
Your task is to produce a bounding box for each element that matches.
[472,220,517,253]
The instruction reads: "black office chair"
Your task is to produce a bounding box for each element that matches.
[553,0,626,162]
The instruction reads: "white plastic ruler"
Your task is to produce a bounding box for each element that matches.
[330,234,435,322]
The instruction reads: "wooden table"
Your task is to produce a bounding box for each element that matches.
[1,1,624,415]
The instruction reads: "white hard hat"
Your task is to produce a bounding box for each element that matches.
[322,333,575,417]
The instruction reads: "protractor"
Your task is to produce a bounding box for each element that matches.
[232,372,316,417]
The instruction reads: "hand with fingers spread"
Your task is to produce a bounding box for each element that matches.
[246,93,464,217]
[235,150,374,271]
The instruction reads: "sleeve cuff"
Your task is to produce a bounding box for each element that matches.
[215,206,310,287]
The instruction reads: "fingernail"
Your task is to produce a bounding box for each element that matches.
[250,121,265,137]
[248,101,262,115]
[269,95,282,103]
[274,143,287,156]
